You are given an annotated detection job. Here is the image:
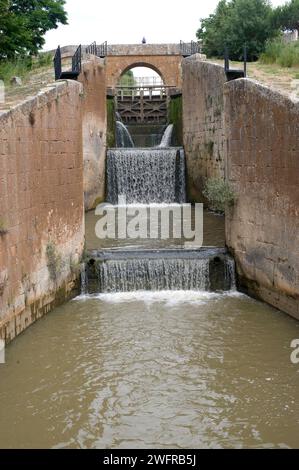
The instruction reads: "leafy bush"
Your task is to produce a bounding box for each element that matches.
[203,178,235,213]
[260,39,299,67]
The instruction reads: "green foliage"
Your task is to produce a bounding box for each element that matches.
[203,178,236,213]
[260,39,299,67]
[197,0,279,61]
[46,242,63,283]
[168,95,183,146]
[0,217,8,235]
[119,70,136,87]
[0,0,31,59]
[271,0,299,32]
[0,0,68,60]
[0,52,52,84]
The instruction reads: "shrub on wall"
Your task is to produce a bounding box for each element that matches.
[203,177,235,213]
[0,218,8,235]
[107,97,116,148]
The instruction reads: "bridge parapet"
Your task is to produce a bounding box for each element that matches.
[107,44,183,56]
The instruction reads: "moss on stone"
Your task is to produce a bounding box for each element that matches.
[107,97,116,148]
[168,95,183,146]
[92,195,105,208]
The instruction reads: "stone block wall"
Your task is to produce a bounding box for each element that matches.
[182,57,227,202]
[79,57,107,210]
[225,79,299,319]
[0,81,85,342]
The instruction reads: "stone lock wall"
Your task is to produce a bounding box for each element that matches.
[225,79,299,319]
[79,57,107,210]
[0,81,85,342]
[182,57,227,201]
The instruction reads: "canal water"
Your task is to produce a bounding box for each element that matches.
[0,140,298,449]
[0,291,299,449]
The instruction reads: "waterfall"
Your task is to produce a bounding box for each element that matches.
[96,258,210,293]
[84,249,237,294]
[116,121,135,148]
[80,263,88,295]
[225,257,237,291]
[159,124,174,148]
[106,148,186,204]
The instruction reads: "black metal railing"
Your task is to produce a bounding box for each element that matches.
[86,41,97,56]
[54,44,82,80]
[86,41,108,58]
[224,45,247,80]
[180,40,201,57]
[72,44,82,75]
[97,41,108,58]
[54,46,62,81]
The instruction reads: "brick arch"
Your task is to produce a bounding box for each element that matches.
[119,62,165,84]
[105,55,182,89]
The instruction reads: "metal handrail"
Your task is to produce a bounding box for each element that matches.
[54,46,62,81]
[224,45,247,78]
[72,45,82,75]
[180,40,201,57]
[85,41,107,58]
[97,41,108,58]
[86,41,97,55]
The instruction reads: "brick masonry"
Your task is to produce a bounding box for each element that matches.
[182,57,227,201]
[79,57,107,209]
[0,80,85,342]
[105,54,182,89]
[225,79,299,319]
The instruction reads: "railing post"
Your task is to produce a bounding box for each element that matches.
[244,45,247,78]
[224,46,229,73]
[54,46,62,81]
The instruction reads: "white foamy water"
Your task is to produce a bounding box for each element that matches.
[75,289,245,306]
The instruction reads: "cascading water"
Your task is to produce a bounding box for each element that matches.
[96,258,210,293]
[80,263,88,295]
[84,117,238,295]
[225,257,237,291]
[83,249,236,294]
[116,121,135,148]
[106,148,186,204]
[159,124,174,147]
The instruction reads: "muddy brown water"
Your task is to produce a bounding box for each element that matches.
[0,210,298,449]
[85,208,226,250]
[0,292,299,449]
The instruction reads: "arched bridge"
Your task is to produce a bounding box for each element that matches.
[105,43,186,89]
[55,41,202,124]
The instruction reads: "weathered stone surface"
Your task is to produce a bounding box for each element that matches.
[79,57,107,210]
[10,76,22,86]
[0,80,85,343]
[182,58,226,202]
[225,79,299,319]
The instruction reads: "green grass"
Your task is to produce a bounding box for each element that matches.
[0,53,52,85]
[260,39,299,68]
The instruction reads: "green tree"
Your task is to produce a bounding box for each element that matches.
[0,0,68,59]
[10,0,68,53]
[197,0,278,61]
[0,0,31,59]
[272,0,299,32]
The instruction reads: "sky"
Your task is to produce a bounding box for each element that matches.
[44,0,286,51]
